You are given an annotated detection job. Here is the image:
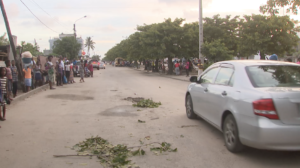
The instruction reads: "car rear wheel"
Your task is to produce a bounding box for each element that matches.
[97,67,99,70]
[186,94,197,119]
[223,114,244,153]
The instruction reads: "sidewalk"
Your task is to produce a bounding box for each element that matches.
[129,66,196,82]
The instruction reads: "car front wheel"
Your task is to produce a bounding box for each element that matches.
[186,94,197,119]
[223,114,244,153]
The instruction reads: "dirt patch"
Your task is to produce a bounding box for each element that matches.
[124,97,144,103]
[101,105,138,117]
[47,94,94,101]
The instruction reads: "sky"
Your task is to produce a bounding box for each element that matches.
[1,0,299,58]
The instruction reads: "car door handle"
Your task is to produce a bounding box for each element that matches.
[204,88,208,92]
[222,91,227,96]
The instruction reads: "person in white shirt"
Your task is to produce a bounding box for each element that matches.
[65,61,71,83]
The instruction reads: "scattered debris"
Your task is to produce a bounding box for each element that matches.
[138,120,146,123]
[133,99,162,108]
[137,109,142,111]
[145,136,151,140]
[54,136,177,168]
[181,125,199,128]
[124,97,144,103]
[151,117,159,120]
[180,135,184,138]
[159,86,161,88]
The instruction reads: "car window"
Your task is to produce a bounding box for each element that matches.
[246,65,300,87]
[214,67,234,86]
[228,73,235,86]
[200,68,219,84]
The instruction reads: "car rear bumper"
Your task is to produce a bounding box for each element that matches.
[92,65,99,68]
[238,116,300,151]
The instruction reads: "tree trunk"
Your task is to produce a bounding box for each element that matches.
[155,58,159,72]
[168,56,173,75]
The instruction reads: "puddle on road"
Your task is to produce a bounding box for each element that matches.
[101,105,138,117]
[47,94,94,101]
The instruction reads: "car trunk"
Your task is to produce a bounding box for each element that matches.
[260,87,300,125]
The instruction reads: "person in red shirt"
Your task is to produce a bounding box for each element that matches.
[175,61,180,75]
[88,62,94,77]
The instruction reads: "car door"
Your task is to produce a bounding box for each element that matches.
[191,66,220,118]
[206,64,235,127]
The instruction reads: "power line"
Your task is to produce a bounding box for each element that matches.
[30,0,66,27]
[30,0,51,16]
[20,0,60,34]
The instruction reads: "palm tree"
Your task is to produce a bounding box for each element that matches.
[85,37,95,56]
[0,33,9,45]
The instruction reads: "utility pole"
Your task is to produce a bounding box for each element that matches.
[198,0,204,75]
[0,0,25,89]
[73,24,76,39]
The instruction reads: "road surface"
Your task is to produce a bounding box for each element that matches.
[0,65,299,168]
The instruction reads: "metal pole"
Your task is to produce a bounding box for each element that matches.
[198,0,204,75]
[0,0,25,87]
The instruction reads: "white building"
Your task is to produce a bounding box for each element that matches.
[45,33,84,56]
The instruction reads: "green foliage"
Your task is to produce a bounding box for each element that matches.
[201,39,233,62]
[105,14,300,64]
[133,99,162,108]
[21,41,42,56]
[150,142,177,154]
[260,0,300,15]
[53,36,82,60]
[71,136,177,168]
[85,37,96,56]
[0,33,9,45]
[238,14,300,57]
[138,120,146,123]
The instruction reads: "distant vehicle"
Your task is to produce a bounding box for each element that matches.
[100,62,106,69]
[89,60,100,70]
[115,57,124,67]
[186,60,300,153]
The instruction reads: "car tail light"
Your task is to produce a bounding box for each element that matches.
[253,99,279,120]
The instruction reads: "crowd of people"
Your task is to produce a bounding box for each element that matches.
[0,55,95,128]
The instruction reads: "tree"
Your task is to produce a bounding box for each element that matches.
[85,37,96,56]
[201,39,233,62]
[21,41,42,56]
[53,36,82,60]
[260,0,300,15]
[238,14,300,58]
[203,15,240,56]
[0,33,9,45]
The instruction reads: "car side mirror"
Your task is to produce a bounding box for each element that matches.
[190,76,198,83]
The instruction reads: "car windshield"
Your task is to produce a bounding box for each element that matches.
[246,65,300,87]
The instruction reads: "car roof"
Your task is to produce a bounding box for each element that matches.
[217,60,299,67]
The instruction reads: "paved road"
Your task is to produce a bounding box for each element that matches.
[1,66,300,168]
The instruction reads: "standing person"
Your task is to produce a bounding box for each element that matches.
[65,61,71,83]
[55,61,61,86]
[69,62,75,83]
[5,60,13,101]
[185,61,190,77]
[0,67,7,121]
[60,57,65,81]
[45,55,55,90]
[23,64,32,92]
[79,60,85,83]
[33,59,42,88]
[88,61,93,78]
[175,61,180,75]
[11,60,18,98]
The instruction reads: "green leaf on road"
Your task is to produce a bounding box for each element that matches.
[138,120,146,123]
